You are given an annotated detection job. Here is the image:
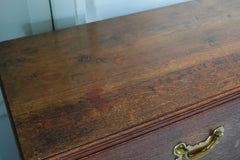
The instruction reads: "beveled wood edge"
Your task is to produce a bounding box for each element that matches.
[0,75,25,160]
[43,86,240,160]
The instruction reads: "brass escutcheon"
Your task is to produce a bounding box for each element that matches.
[173,126,224,160]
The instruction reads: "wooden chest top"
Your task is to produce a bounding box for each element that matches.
[1,0,240,159]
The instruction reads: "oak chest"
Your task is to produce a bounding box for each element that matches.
[0,0,240,159]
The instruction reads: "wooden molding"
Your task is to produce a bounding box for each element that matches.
[44,87,240,160]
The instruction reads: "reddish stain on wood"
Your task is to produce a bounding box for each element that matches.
[1,0,240,159]
[43,85,50,95]
[114,58,123,65]
[117,53,124,56]
[84,78,108,93]
[86,88,112,112]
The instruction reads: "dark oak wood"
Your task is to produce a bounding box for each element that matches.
[47,88,240,160]
[0,0,240,159]
[83,98,240,160]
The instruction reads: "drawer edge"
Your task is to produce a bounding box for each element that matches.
[43,87,240,160]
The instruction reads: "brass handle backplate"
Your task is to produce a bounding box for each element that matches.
[173,126,224,160]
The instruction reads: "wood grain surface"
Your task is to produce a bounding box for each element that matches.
[46,88,240,160]
[0,0,240,159]
[83,98,240,160]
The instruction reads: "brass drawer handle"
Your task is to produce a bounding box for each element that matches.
[173,126,224,160]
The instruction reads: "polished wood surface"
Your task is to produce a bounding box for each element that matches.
[47,88,240,160]
[1,0,240,159]
[84,98,240,160]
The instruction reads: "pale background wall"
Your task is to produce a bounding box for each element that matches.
[0,0,52,42]
[52,0,190,29]
[0,0,190,41]
[0,90,20,160]
[27,0,53,34]
[0,0,32,42]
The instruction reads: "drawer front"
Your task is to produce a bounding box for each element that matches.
[83,98,240,160]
